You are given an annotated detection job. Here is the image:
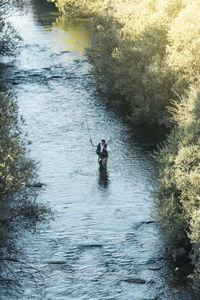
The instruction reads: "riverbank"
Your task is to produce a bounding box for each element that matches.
[51,0,200,126]
[155,85,200,288]
[0,91,51,296]
[51,0,200,289]
[0,1,51,294]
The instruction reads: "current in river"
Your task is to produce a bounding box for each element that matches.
[0,0,195,299]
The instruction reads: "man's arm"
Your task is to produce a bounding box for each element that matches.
[90,138,97,147]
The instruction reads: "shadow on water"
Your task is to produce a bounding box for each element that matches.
[31,0,57,16]
[0,190,51,297]
[91,92,170,151]
[98,167,109,189]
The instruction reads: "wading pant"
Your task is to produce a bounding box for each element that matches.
[98,156,108,168]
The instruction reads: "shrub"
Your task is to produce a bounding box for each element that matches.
[51,0,200,126]
[0,0,23,56]
[0,93,51,296]
[0,93,36,194]
[155,85,200,284]
[49,0,105,17]
[50,0,200,284]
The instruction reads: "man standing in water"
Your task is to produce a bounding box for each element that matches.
[90,138,110,168]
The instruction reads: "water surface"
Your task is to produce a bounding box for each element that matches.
[0,1,195,299]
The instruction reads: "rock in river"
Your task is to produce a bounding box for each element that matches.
[123,278,146,284]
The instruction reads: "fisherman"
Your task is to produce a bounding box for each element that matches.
[90,138,110,168]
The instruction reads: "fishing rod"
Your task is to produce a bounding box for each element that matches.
[85,114,111,145]
[85,116,92,140]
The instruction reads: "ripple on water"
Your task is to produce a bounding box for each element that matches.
[0,1,196,299]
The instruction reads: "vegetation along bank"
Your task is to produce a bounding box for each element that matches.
[50,0,200,287]
[0,1,50,293]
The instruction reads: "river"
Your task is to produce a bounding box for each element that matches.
[0,0,195,299]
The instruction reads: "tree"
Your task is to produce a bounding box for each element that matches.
[0,0,23,56]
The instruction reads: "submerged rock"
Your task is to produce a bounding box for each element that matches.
[149,267,162,271]
[47,260,66,265]
[33,182,43,187]
[78,244,103,251]
[123,278,146,284]
[26,182,44,188]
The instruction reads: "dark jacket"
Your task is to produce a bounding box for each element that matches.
[96,143,108,157]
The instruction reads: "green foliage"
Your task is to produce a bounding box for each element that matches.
[49,0,104,17]
[86,0,187,125]
[51,0,200,284]
[0,0,23,55]
[166,1,200,94]
[51,0,200,126]
[0,93,36,193]
[155,85,200,284]
[0,2,52,293]
[0,93,51,295]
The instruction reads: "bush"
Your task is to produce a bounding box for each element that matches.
[166,1,200,95]
[0,93,51,295]
[0,93,36,194]
[154,85,200,285]
[51,0,200,126]
[51,0,200,285]
[0,0,23,56]
[86,0,188,125]
[49,0,104,17]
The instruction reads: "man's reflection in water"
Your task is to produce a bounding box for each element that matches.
[98,168,109,189]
